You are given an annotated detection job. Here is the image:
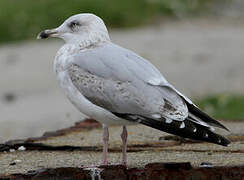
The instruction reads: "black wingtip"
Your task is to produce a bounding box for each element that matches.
[187,103,230,132]
[223,126,230,132]
[113,112,231,147]
[210,117,230,132]
[221,123,230,132]
[211,133,231,146]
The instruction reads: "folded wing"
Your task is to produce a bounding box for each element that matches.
[66,42,230,146]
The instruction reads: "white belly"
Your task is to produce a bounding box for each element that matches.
[56,71,135,126]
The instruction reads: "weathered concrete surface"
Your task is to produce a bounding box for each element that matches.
[1,18,244,142]
[0,119,243,178]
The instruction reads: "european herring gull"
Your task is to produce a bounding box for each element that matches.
[37,13,230,166]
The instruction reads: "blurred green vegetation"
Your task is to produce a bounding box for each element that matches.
[196,95,244,121]
[0,0,213,44]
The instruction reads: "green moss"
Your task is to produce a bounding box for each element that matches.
[196,94,244,121]
[0,0,213,43]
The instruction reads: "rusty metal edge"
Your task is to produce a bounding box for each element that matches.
[0,163,244,179]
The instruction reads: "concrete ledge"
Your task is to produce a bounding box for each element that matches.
[0,119,244,179]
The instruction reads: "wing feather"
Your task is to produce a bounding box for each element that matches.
[67,63,188,121]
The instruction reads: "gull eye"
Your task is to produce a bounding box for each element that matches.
[68,21,80,30]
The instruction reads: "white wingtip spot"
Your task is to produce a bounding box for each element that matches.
[218,139,221,143]
[166,118,173,124]
[152,114,161,119]
[193,128,197,132]
[210,126,215,131]
[180,122,185,129]
[205,133,208,138]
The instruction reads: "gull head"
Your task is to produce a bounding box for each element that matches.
[37,13,110,45]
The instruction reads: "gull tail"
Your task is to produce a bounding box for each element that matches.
[113,113,230,146]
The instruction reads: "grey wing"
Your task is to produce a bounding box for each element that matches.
[71,43,168,86]
[67,43,189,121]
[67,64,188,120]
[66,43,230,146]
[71,43,192,105]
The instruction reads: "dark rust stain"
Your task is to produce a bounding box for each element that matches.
[1,163,244,180]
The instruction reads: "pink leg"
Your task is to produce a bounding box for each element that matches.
[121,126,128,166]
[102,124,109,165]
